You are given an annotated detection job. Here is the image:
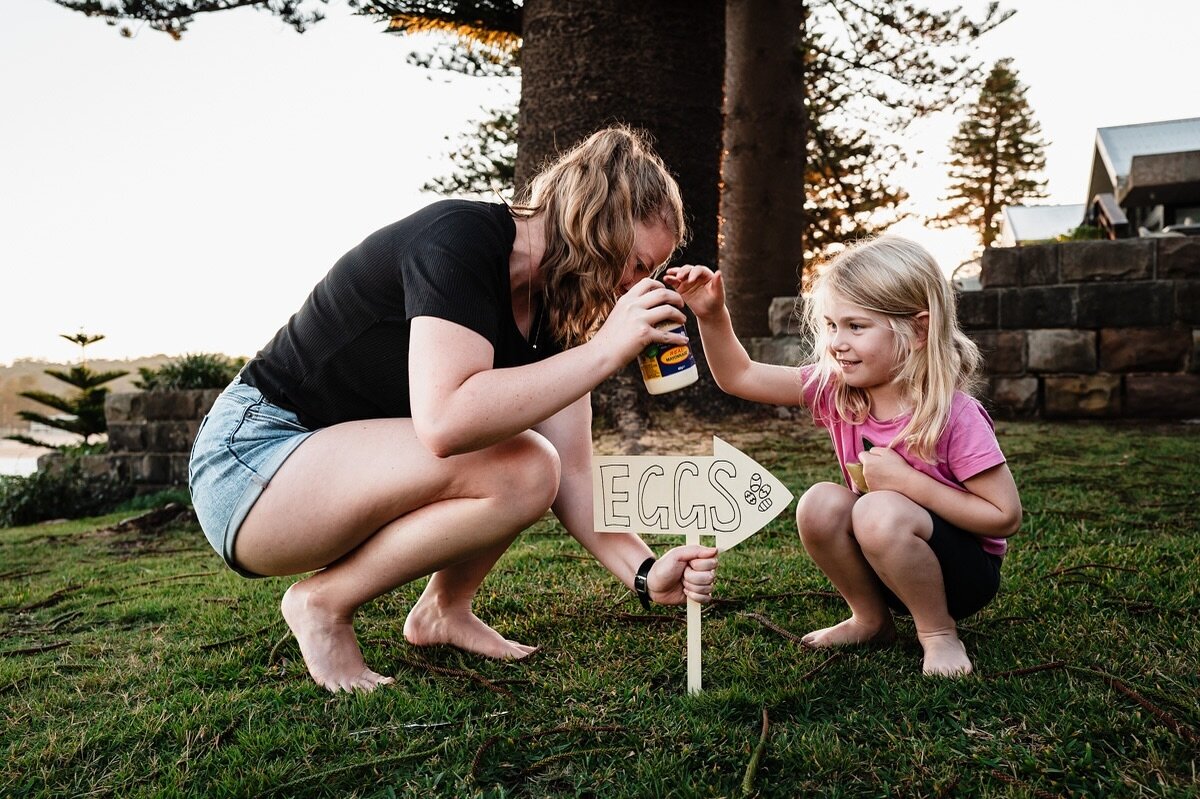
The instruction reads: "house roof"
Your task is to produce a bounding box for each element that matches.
[999,203,1086,245]
[1088,117,1200,200]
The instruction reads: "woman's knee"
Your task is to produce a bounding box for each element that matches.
[796,482,854,545]
[491,431,561,513]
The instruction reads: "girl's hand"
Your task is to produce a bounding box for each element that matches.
[647,545,719,605]
[663,265,726,320]
[858,447,915,494]
[590,278,688,365]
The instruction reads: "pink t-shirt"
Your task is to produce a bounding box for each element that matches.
[801,367,1009,557]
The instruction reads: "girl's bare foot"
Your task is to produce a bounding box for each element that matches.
[917,629,973,676]
[280,582,396,694]
[802,615,896,648]
[403,596,537,659]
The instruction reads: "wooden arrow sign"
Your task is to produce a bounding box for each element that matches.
[593,436,794,693]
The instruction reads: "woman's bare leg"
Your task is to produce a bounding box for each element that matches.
[851,491,972,676]
[795,482,896,648]
[235,419,561,692]
[402,537,539,656]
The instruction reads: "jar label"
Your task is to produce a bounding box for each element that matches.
[638,324,696,381]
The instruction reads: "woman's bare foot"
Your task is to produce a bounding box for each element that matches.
[403,595,537,659]
[280,582,396,694]
[917,629,973,676]
[802,615,897,648]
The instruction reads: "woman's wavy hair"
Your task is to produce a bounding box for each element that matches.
[803,236,984,463]
[513,125,687,348]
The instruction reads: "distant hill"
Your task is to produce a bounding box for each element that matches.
[0,356,174,433]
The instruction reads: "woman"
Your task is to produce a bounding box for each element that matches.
[189,126,719,693]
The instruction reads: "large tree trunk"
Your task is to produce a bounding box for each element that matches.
[720,0,807,337]
[516,0,724,269]
[517,0,727,443]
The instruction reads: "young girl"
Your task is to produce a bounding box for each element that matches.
[667,237,1021,676]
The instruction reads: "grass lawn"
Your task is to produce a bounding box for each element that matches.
[2,413,1198,798]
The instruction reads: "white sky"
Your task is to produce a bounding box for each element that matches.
[2,0,1199,365]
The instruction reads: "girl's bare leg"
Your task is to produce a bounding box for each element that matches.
[851,491,973,676]
[235,420,561,693]
[796,482,897,648]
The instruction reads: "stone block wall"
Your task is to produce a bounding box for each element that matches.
[751,238,1200,419]
[960,238,1200,418]
[97,389,220,492]
[745,296,813,366]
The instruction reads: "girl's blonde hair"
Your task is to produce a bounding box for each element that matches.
[803,236,983,463]
[514,125,687,348]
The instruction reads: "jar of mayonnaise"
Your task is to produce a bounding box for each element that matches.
[638,321,699,394]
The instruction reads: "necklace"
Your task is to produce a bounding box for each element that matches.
[525,218,540,350]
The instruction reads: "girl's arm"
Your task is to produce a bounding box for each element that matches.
[408,278,687,457]
[860,448,1023,538]
[534,395,719,605]
[665,265,804,407]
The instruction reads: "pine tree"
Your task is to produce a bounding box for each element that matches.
[421,107,517,199]
[6,333,128,450]
[935,58,1048,248]
[803,32,910,265]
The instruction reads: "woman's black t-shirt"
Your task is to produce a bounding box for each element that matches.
[241,200,559,429]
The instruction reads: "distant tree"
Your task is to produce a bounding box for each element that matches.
[134,352,246,391]
[933,58,1048,249]
[801,1,1012,261]
[5,333,128,449]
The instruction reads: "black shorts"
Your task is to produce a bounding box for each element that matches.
[876,510,1003,621]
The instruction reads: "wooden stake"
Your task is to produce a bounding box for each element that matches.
[687,530,702,694]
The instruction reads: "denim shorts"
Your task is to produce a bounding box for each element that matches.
[188,376,314,577]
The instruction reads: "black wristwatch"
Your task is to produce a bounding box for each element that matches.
[634,557,656,611]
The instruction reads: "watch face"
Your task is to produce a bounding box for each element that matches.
[636,557,655,588]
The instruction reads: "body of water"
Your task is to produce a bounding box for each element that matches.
[0,439,52,477]
[0,456,39,477]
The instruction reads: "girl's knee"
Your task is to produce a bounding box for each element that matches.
[851,492,926,554]
[796,482,854,543]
